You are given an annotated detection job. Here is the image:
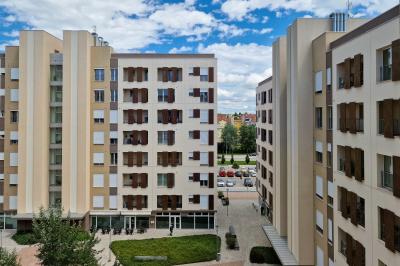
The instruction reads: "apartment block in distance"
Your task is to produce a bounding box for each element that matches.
[0,29,217,231]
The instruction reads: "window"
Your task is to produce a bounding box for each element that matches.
[327,106,332,129]
[109,174,118,187]
[110,131,118,144]
[200,68,208,81]
[315,141,323,163]
[94,89,104,102]
[315,107,323,128]
[9,174,18,185]
[93,132,104,145]
[110,153,118,165]
[93,153,104,165]
[10,153,18,167]
[268,89,272,103]
[200,131,208,145]
[110,110,118,124]
[111,68,118,81]
[188,173,194,182]
[200,152,208,165]
[200,110,208,123]
[50,128,62,144]
[111,89,118,102]
[93,196,104,208]
[50,149,62,165]
[51,86,62,103]
[10,89,18,102]
[10,68,19,80]
[380,47,392,81]
[316,246,323,266]
[50,65,62,81]
[158,131,169,144]
[316,175,323,199]
[10,111,18,123]
[9,196,17,209]
[200,173,209,187]
[200,89,208,102]
[50,107,62,123]
[157,174,168,187]
[10,131,18,144]
[328,218,333,244]
[200,195,209,209]
[93,174,104,187]
[357,197,365,227]
[315,71,323,92]
[158,89,168,102]
[109,195,117,209]
[188,88,194,97]
[327,143,332,168]
[93,110,104,123]
[326,67,332,86]
[94,69,104,81]
[328,181,334,206]
[381,155,393,190]
[316,210,323,233]
[188,194,194,203]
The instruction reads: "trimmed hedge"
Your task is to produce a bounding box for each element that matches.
[12,230,90,245]
[249,246,281,264]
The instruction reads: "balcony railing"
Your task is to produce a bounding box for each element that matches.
[380,65,392,81]
[381,171,393,190]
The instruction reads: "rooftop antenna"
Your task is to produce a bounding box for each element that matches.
[346,0,352,17]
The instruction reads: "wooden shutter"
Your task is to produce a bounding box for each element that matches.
[208,109,214,124]
[141,131,148,145]
[171,195,177,210]
[131,173,138,188]
[193,109,200,118]
[208,130,214,145]
[168,88,174,103]
[167,173,174,188]
[171,109,177,124]
[172,67,178,82]
[193,67,200,76]
[193,151,200,160]
[393,156,400,198]
[193,88,200,97]
[162,152,169,167]
[208,88,214,103]
[137,67,143,82]
[384,209,395,252]
[132,130,138,145]
[193,173,200,182]
[136,195,142,210]
[349,102,357,134]
[141,88,148,103]
[346,233,353,265]
[132,88,139,103]
[208,173,214,188]
[137,109,143,124]
[354,240,365,266]
[162,109,169,124]
[193,194,200,204]
[168,130,175,145]
[128,109,134,124]
[383,99,394,138]
[128,67,134,82]
[353,54,363,87]
[392,39,400,81]
[350,192,357,225]
[170,152,177,167]
[127,195,133,210]
[354,148,364,181]
[344,58,351,89]
[208,195,214,210]
[140,173,148,188]
[340,103,347,132]
[127,152,134,167]
[341,187,348,218]
[208,152,214,166]
[193,130,200,139]
[136,152,143,167]
[162,195,169,210]
[208,67,214,82]
[345,146,352,177]
[162,68,168,82]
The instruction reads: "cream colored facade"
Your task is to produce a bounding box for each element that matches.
[0,30,217,231]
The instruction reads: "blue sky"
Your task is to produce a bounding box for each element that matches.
[0,0,397,113]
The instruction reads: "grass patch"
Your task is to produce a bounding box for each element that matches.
[249,246,281,264]
[218,160,256,165]
[111,234,221,266]
[12,230,90,245]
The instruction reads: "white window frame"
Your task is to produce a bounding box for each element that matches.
[10,89,19,102]
[200,110,208,123]
[93,174,104,187]
[200,195,208,209]
[10,152,18,166]
[316,175,323,199]
[315,71,323,92]
[110,110,118,124]
[93,131,104,145]
[109,174,118,188]
[93,153,104,165]
[200,131,208,145]
[9,174,18,185]
[93,196,104,208]
[109,195,117,209]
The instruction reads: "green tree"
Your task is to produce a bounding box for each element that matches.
[33,207,100,266]
[221,154,225,164]
[230,154,234,164]
[0,248,20,266]
[245,154,250,164]
[221,124,238,154]
[239,125,256,153]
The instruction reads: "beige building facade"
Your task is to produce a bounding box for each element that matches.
[0,30,217,231]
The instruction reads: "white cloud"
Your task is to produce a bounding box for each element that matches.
[169,46,193,53]
[198,42,272,113]
[253,28,273,34]
[0,39,19,51]
[261,16,269,23]
[2,30,19,37]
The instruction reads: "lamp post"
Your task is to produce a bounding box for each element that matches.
[226,188,229,216]
[216,224,220,261]
[108,230,112,262]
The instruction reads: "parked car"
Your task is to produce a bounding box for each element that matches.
[227,170,235,177]
[250,172,257,177]
[248,169,256,175]
[217,179,225,187]
[244,178,253,187]
[235,171,242,177]
[219,166,225,172]
[226,179,235,187]
[249,152,256,156]
[243,172,250,177]
[219,170,226,177]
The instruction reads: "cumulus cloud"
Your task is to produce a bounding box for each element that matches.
[169,46,193,53]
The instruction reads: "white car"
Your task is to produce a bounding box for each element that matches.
[226,179,235,187]
[217,179,225,187]
[250,172,257,177]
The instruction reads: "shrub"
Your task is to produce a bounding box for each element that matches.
[0,248,20,266]
[225,233,236,250]
[12,231,37,245]
[232,162,239,169]
[221,154,225,164]
[245,154,250,164]
[249,247,281,264]
[230,154,234,164]
[218,191,224,198]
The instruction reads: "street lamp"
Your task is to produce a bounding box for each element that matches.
[226,188,229,216]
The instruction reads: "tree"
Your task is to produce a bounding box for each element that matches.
[221,124,238,154]
[239,125,256,153]
[245,154,250,164]
[221,154,225,164]
[230,154,234,164]
[33,207,100,266]
[0,248,20,266]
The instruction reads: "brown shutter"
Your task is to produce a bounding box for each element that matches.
[393,156,400,198]
[170,152,177,167]
[141,131,148,145]
[137,109,143,124]
[208,67,214,82]
[208,88,214,103]
[383,99,394,138]
[193,173,200,182]
[127,195,133,210]
[208,109,214,124]
[193,109,200,118]
[162,109,169,124]
[354,240,365,266]
[346,233,353,265]
[353,54,362,87]
[349,102,357,134]
[128,67,134,82]
[136,195,142,210]
[136,152,143,167]
[193,88,200,97]
[140,173,148,188]
[168,88,174,103]
[350,192,357,225]
[193,194,200,204]
[132,130,138,145]
[162,195,169,210]
[193,67,200,76]
[141,88,148,103]
[392,39,400,81]
[208,173,214,188]
[171,195,177,210]
[345,146,352,177]
[167,130,174,145]
[340,103,346,132]
[208,130,214,145]
[137,67,143,82]
[128,109,134,124]
[127,152,134,167]
[162,152,169,167]
[208,151,214,166]
[384,209,395,252]
[193,130,200,139]
[131,173,138,188]
[172,68,178,82]
[167,173,174,188]
[208,195,214,210]
[355,148,363,181]
[171,109,177,124]
[193,151,200,160]
[341,187,348,218]
[162,68,168,82]
[344,58,351,89]
[132,88,139,103]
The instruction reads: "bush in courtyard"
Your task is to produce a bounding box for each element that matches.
[218,191,224,198]
[249,247,281,264]
[245,154,250,164]
[0,248,21,266]
[230,154,234,164]
[232,162,239,169]
[12,231,37,245]
[225,233,236,249]
[221,154,225,164]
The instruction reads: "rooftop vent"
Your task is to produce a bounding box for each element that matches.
[330,12,348,32]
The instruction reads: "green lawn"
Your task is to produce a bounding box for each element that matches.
[218,160,256,165]
[111,234,221,266]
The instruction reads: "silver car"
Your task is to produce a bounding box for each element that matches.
[217,179,225,187]
[226,179,235,187]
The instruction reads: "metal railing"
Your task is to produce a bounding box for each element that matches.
[380,65,392,81]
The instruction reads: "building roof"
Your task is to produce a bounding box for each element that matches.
[112,53,215,59]
[258,76,272,86]
[330,4,399,49]
[217,114,230,123]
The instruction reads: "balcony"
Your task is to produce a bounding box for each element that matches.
[380,65,392,82]
[381,171,393,191]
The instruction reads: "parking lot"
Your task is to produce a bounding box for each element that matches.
[217,165,256,188]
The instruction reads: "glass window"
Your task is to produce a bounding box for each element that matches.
[94,69,104,81]
[315,107,323,128]
[50,65,62,81]
[111,89,118,102]
[382,155,393,190]
[49,170,62,186]
[50,86,62,103]
[156,217,169,229]
[200,67,208,81]
[94,89,104,102]
[110,153,118,165]
[50,107,62,123]
[200,89,208,102]
[158,131,169,144]
[380,47,392,81]
[158,88,168,102]
[50,128,62,144]
[111,68,118,81]
[157,174,168,187]
[50,149,62,165]
[10,111,18,123]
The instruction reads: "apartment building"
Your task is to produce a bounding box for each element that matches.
[0,30,217,231]
[331,5,400,266]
